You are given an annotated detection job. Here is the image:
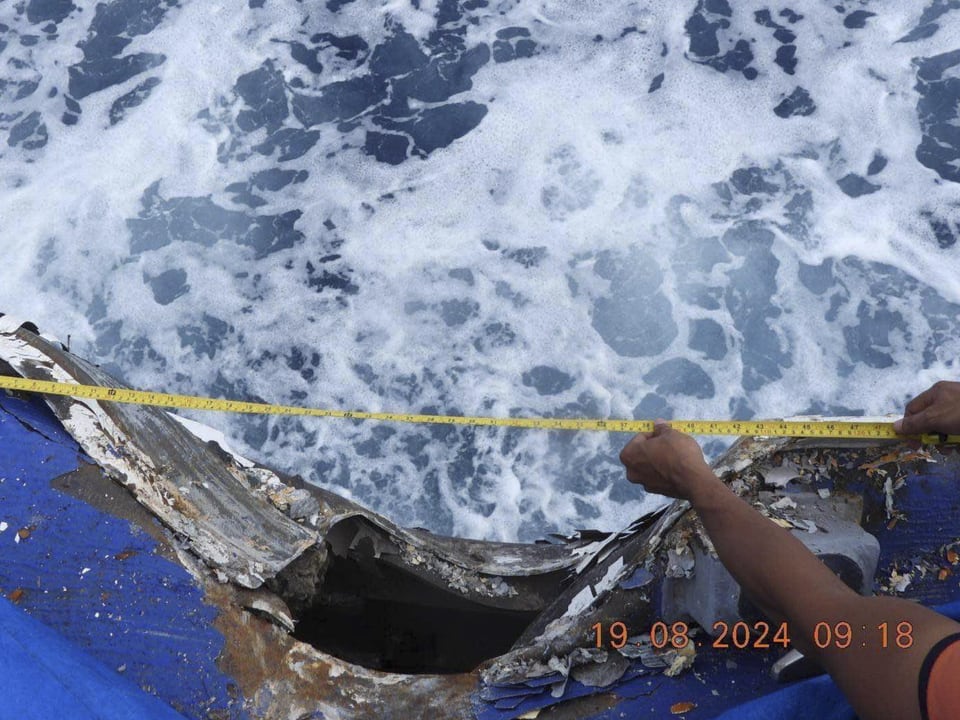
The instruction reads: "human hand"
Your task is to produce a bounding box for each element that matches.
[619,422,717,501]
[893,381,960,436]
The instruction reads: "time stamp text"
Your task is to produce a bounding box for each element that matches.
[593,620,916,651]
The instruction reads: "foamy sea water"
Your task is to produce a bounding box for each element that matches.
[1,0,958,542]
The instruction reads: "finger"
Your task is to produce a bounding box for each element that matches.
[619,433,651,466]
[626,430,655,448]
[894,409,935,435]
[905,386,939,415]
[652,418,672,436]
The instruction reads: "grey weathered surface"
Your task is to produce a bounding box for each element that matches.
[0,320,317,587]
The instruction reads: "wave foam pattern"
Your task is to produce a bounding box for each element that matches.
[1,0,959,541]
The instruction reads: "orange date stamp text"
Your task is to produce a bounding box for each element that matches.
[592,620,915,651]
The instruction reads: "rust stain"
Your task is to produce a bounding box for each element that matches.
[860,450,933,472]
[948,549,958,565]
[114,549,137,561]
[170,493,201,520]
[671,700,697,714]
[860,451,901,470]
[17,526,34,540]
[9,588,25,603]
[205,579,478,719]
[939,568,951,581]
[208,582,293,699]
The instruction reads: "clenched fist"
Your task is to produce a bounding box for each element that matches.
[619,421,718,501]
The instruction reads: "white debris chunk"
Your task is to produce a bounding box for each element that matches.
[798,519,819,534]
[889,570,912,593]
[663,643,697,677]
[666,544,695,578]
[763,466,800,487]
[771,496,797,511]
[884,476,895,518]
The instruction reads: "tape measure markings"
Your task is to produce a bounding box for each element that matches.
[1,375,957,443]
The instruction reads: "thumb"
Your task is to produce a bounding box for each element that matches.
[894,410,932,435]
[652,418,672,436]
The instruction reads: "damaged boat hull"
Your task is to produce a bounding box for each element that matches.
[1,317,959,720]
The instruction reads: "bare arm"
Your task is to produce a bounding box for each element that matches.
[620,423,960,720]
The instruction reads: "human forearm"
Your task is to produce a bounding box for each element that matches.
[621,421,960,720]
[687,468,852,630]
[621,424,857,636]
[690,468,960,720]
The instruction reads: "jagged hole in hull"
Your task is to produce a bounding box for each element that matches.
[292,552,540,673]
[269,516,567,674]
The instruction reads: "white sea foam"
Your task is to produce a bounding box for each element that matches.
[1,0,958,542]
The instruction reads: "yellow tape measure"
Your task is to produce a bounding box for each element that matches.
[1,375,957,443]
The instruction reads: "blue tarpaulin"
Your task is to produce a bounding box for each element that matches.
[0,392,243,719]
[0,596,189,720]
